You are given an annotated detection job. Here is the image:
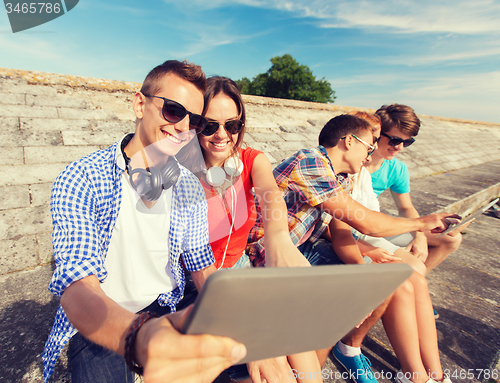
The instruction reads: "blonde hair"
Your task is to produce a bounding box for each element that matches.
[348,111,381,133]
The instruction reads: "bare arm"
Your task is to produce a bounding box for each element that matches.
[318,191,458,237]
[252,153,310,268]
[61,275,246,382]
[328,218,365,264]
[191,264,217,291]
[61,275,134,355]
[392,191,428,261]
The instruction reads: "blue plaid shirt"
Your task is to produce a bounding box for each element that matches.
[42,139,214,382]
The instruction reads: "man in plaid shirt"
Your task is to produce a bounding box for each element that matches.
[42,60,246,383]
[247,114,457,383]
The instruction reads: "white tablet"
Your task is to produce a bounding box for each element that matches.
[437,198,499,238]
[182,263,412,364]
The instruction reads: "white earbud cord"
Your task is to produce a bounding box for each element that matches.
[217,182,237,270]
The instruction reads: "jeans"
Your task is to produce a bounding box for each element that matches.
[298,237,344,266]
[69,299,171,383]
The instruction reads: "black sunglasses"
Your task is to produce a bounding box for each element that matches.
[201,119,244,137]
[143,94,208,132]
[381,132,415,148]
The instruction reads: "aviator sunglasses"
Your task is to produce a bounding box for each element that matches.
[342,135,376,156]
[381,132,415,148]
[200,119,244,137]
[143,94,208,132]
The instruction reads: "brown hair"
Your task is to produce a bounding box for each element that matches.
[203,76,246,154]
[318,114,372,148]
[375,104,420,136]
[140,59,206,96]
[348,111,381,134]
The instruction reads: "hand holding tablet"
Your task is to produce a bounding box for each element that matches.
[437,198,499,238]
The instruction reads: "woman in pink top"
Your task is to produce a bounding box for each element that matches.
[179,76,322,383]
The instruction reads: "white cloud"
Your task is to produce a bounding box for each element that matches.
[334,71,500,122]
[168,0,500,35]
[398,71,500,100]
[372,46,500,66]
[153,16,272,59]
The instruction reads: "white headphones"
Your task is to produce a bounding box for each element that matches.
[205,156,244,187]
[204,155,244,269]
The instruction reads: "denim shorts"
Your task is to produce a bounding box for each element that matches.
[297,237,344,266]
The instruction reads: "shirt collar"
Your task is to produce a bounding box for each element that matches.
[115,133,134,172]
[317,145,336,174]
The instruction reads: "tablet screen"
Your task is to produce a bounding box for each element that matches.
[438,198,499,237]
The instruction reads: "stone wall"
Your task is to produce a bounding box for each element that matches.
[1,68,500,277]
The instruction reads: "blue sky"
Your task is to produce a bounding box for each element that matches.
[1,0,500,123]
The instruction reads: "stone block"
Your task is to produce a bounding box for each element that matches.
[92,120,135,131]
[250,132,283,142]
[0,130,62,147]
[31,183,53,207]
[243,133,255,143]
[0,105,58,119]
[58,107,117,120]
[0,147,24,165]
[280,132,309,142]
[62,130,127,146]
[24,146,100,165]
[247,142,278,153]
[20,117,91,132]
[0,235,38,274]
[273,140,307,152]
[0,163,67,187]
[37,231,53,264]
[26,94,88,109]
[0,206,51,241]
[0,185,30,210]
[0,82,57,96]
[0,92,25,105]
[0,117,19,132]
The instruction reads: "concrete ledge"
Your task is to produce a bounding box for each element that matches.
[435,182,500,216]
[3,67,500,128]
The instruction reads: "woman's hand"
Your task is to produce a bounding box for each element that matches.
[362,247,401,263]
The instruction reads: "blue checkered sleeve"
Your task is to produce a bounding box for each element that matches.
[177,169,214,271]
[49,159,108,297]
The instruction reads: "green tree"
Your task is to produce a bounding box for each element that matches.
[237,54,335,104]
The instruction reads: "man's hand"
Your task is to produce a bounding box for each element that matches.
[362,247,401,263]
[405,234,428,262]
[265,232,311,268]
[136,306,246,383]
[248,356,296,383]
[447,219,474,237]
[418,212,461,233]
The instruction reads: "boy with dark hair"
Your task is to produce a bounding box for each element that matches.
[247,114,458,383]
[366,104,463,273]
[42,60,246,383]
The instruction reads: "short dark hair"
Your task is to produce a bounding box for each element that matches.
[203,76,246,151]
[375,104,420,136]
[318,114,372,148]
[140,60,206,96]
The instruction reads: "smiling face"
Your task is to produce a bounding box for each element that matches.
[199,94,240,168]
[130,72,204,162]
[375,126,412,160]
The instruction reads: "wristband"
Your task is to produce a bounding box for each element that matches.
[124,311,160,375]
